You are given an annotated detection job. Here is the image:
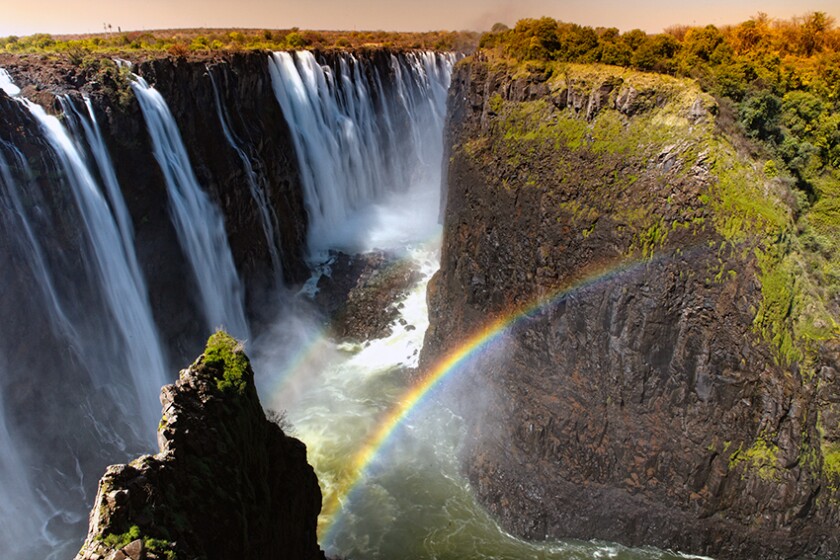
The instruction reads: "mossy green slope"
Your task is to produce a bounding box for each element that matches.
[462,57,837,378]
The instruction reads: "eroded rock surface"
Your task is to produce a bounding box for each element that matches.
[422,56,840,559]
[74,332,325,560]
[315,251,421,342]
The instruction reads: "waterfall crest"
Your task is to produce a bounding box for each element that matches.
[131,76,250,340]
[268,51,454,256]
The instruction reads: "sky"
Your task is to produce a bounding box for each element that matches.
[1,0,838,37]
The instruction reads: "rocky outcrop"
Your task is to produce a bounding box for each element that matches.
[422,56,840,558]
[74,331,325,560]
[315,251,422,342]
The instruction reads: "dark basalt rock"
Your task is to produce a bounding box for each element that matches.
[74,332,325,560]
[315,250,422,342]
[422,57,840,559]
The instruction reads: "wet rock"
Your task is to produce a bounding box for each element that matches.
[314,250,422,342]
[422,58,840,559]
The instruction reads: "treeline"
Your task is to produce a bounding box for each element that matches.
[482,14,840,179]
[0,28,479,56]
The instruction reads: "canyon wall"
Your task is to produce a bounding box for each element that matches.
[422,55,840,558]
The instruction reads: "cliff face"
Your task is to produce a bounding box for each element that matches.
[422,55,840,558]
[102,53,310,355]
[74,332,324,560]
[0,51,310,362]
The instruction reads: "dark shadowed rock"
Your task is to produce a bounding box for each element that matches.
[74,332,325,560]
[422,56,840,559]
[314,250,422,342]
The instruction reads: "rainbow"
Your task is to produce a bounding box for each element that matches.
[320,256,647,539]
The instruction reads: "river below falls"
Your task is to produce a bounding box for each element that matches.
[252,240,711,560]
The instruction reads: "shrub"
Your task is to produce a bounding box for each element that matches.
[167,43,189,58]
[286,32,308,48]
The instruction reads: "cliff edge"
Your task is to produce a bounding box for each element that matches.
[74,331,325,560]
[422,55,840,558]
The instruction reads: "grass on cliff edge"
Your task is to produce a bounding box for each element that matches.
[203,330,250,394]
[0,28,479,58]
[462,58,838,377]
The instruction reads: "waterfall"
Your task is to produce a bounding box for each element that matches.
[131,76,250,340]
[0,147,49,558]
[207,65,284,282]
[61,97,141,282]
[0,75,168,558]
[268,51,454,256]
[23,98,167,432]
[0,68,21,96]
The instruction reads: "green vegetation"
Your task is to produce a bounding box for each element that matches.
[729,437,782,481]
[144,537,178,560]
[824,442,840,491]
[472,12,840,377]
[203,330,250,394]
[480,14,840,196]
[100,524,177,559]
[0,28,479,57]
[102,524,141,549]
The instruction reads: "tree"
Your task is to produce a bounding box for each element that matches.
[632,34,680,73]
[684,25,725,62]
[740,90,782,141]
[800,11,834,56]
[622,29,648,51]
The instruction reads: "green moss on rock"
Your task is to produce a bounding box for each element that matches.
[729,437,782,482]
[101,524,141,549]
[824,442,840,481]
[203,330,250,394]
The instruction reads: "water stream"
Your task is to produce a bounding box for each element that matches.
[0,77,168,559]
[207,65,284,281]
[131,75,250,340]
[0,53,713,560]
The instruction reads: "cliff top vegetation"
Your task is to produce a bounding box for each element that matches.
[471,12,840,380]
[0,27,480,58]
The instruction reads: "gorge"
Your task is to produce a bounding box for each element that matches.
[0,26,838,560]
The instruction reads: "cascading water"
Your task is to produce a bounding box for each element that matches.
[60,96,141,282]
[268,50,453,256]
[0,147,50,559]
[0,52,712,560]
[131,75,250,340]
[207,65,284,281]
[257,52,710,560]
[23,97,168,433]
[0,75,168,559]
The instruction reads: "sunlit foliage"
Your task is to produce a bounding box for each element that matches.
[0,27,480,56]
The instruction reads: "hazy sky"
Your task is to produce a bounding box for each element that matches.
[1,0,838,37]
